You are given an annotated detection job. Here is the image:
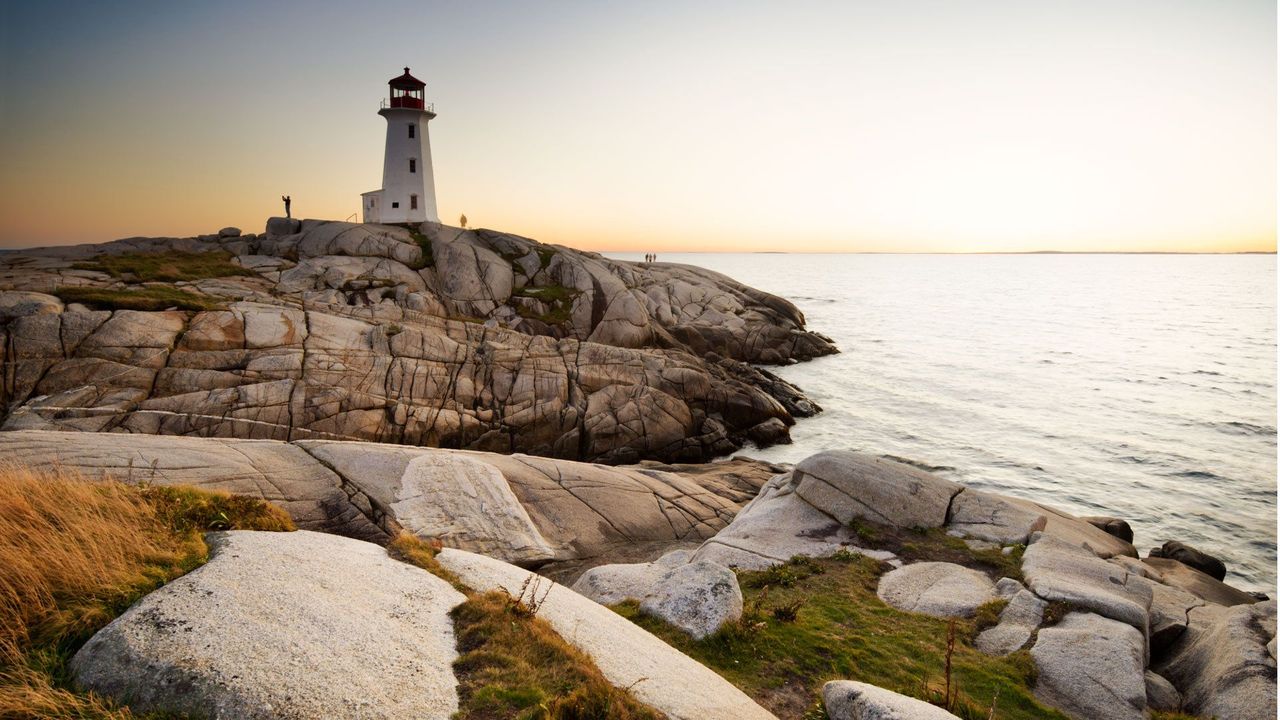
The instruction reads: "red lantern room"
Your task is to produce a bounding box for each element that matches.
[388,67,425,109]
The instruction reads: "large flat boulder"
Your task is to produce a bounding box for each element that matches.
[876,562,997,618]
[297,440,557,565]
[1021,535,1152,630]
[436,548,776,720]
[1005,497,1137,558]
[792,451,962,529]
[1141,556,1259,607]
[945,488,1046,544]
[822,680,961,719]
[332,443,753,561]
[690,473,894,570]
[72,531,466,719]
[1030,612,1147,720]
[468,452,748,554]
[1156,600,1277,720]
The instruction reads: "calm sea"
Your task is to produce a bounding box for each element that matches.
[608,252,1277,590]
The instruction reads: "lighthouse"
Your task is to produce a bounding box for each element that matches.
[361,67,438,224]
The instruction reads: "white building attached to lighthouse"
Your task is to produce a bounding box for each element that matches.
[361,67,438,224]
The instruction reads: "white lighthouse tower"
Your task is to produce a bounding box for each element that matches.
[361,67,438,224]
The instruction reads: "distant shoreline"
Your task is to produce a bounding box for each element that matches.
[606,250,1277,256]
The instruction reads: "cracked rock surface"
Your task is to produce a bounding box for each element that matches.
[1030,611,1148,720]
[0,219,836,463]
[1156,600,1277,720]
[0,429,775,565]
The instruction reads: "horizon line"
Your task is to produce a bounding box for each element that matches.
[595,250,1278,256]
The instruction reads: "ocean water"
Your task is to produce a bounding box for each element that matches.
[609,252,1277,590]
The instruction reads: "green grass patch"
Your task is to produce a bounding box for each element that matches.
[52,286,223,312]
[139,486,295,536]
[388,535,657,719]
[853,520,1025,583]
[408,230,435,269]
[535,247,556,270]
[71,251,255,283]
[611,554,1067,720]
[0,467,294,718]
[512,284,581,326]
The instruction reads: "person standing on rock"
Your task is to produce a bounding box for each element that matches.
[282,195,292,219]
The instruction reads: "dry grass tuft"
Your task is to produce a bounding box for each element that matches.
[0,468,184,664]
[0,464,294,718]
[388,533,657,719]
[386,533,465,591]
[451,591,659,720]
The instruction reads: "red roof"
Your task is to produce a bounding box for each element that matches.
[389,67,425,88]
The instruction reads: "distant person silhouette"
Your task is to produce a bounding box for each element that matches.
[282,195,292,219]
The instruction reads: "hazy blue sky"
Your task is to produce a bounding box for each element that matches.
[1,0,1274,251]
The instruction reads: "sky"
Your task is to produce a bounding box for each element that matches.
[0,0,1274,253]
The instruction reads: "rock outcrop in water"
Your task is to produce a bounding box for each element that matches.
[0,219,835,463]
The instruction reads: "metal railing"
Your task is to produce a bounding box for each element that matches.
[379,98,435,112]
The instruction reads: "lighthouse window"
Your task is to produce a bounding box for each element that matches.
[409,158,417,173]
[411,194,418,210]
[408,124,415,139]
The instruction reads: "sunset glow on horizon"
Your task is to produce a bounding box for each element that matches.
[1,0,1274,253]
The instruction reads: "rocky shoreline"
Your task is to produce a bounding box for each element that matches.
[1,220,1274,719]
[0,219,835,464]
[6,431,1272,719]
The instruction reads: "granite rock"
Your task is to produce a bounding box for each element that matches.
[822,680,961,719]
[1141,557,1259,607]
[1149,540,1228,582]
[1144,671,1182,713]
[975,589,1046,656]
[792,451,962,529]
[876,562,997,618]
[0,430,773,566]
[0,220,837,464]
[690,472,894,570]
[946,488,1047,544]
[1080,515,1134,543]
[639,560,744,639]
[1030,612,1147,720]
[1156,600,1277,720]
[72,531,466,720]
[1021,535,1152,630]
